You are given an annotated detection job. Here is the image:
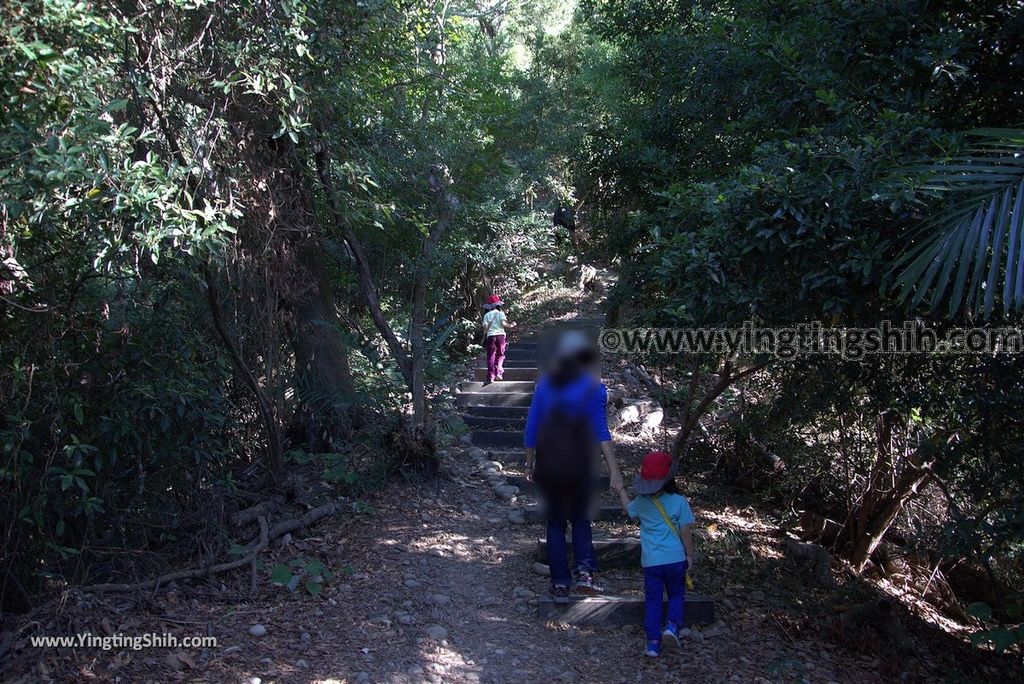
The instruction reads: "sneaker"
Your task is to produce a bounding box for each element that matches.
[572,570,603,596]
[645,640,661,657]
[551,584,571,604]
[662,622,680,651]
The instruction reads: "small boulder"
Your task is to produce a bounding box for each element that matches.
[425,624,448,640]
[248,624,267,638]
[495,485,519,501]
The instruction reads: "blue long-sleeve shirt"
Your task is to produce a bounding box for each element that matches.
[523,374,612,448]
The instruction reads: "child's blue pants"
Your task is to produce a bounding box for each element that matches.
[643,560,688,640]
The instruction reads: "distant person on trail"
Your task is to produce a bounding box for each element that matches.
[614,451,696,658]
[524,330,625,602]
[552,202,576,248]
[481,295,513,383]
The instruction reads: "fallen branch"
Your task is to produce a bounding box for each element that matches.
[256,500,343,549]
[85,517,270,593]
[82,498,345,593]
[233,498,283,527]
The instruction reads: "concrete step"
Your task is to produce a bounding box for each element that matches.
[534,537,640,568]
[457,392,534,407]
[464,415,527,430]
[506,342,538,351]
[538,594,714,627]
[505,475,610,495]
[498,350,537,360]
[523,504,626,523]
[482,357,536,368]
[462,406,530,419]
[471,430,522,448]
[473,367,538,382]
[460,380,535,393]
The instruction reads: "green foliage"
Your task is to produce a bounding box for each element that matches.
[968,598,1024,653]
[555,0,1024,646]
[891,129,1024,318]
[1,0,567,608]
[270,556,334,597]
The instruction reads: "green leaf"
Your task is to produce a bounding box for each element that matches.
[271,564,293,585]
[967,602,992,620]
[305,580,322,596]
[987,627,1017,653]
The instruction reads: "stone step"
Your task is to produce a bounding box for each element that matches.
[464,415,527,430]
[497,349,537,361]
[473,367,538,382]
[482,357,536,368]
[462,406,530,419]
[538,594,714,627]
[523,504,626,523]
[534,537,639,568]
[506,341,538,351]
[471,430,522,448]
[505,475,610,494]
[460,380,536,393]
[457,392,534,407]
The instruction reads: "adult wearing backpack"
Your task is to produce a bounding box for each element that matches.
[523,331,624,601]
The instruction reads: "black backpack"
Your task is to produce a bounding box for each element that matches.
[534,381,600,491]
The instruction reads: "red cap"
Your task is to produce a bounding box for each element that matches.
[486,295,502,305]
[640,451,673,481]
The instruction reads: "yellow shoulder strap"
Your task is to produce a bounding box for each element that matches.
[652,496,678,536]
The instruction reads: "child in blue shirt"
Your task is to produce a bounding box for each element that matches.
[615,451,696,657]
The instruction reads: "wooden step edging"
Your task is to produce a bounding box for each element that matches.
[538,594,715,627]
[534,537,641,569]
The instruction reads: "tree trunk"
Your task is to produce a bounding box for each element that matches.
[313,142,414,385]
[849,465,933,573]
[846,411,935,573]
[292,245,356,447]
[203,265,283,482]
[671,357,768,459]
[408,168,456,430]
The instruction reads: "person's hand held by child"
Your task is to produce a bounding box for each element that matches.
[608,470,624,495]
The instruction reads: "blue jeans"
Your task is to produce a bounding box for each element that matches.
[643,560,688,640]
[546,517,596,587]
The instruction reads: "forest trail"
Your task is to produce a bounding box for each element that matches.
[6,269,903,684]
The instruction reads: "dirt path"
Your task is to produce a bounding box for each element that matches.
[3,275,989,683]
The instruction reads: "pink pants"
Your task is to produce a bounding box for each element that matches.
[486,334,506,381]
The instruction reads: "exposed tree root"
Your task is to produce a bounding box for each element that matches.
[84,499,343,593]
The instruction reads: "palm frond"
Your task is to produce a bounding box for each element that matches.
[891,129,1024,319]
